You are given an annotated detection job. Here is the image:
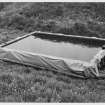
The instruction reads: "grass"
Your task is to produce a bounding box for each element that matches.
[0,28,26,44]
[0,60,105,102]
[0,3,105,102]
[0,3,105,38]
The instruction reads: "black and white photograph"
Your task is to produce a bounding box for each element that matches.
[0,1,104,103]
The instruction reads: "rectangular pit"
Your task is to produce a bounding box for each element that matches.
[3,33,102,62]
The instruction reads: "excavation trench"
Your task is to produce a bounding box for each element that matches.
[0,31,105,78]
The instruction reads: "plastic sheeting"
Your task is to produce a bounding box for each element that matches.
[0,47,104,78]
[91,50,105,65]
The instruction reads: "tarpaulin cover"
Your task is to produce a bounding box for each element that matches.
[0,47,104,78]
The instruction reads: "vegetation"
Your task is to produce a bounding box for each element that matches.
[0,60,105,102]
[0,2,105,102]
[0,3,105,37]
[0,29,26,44]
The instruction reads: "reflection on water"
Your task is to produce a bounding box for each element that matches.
[34,33,105,48]
[5,35,101,62]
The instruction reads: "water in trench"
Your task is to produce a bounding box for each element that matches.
[4,35,101,62]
